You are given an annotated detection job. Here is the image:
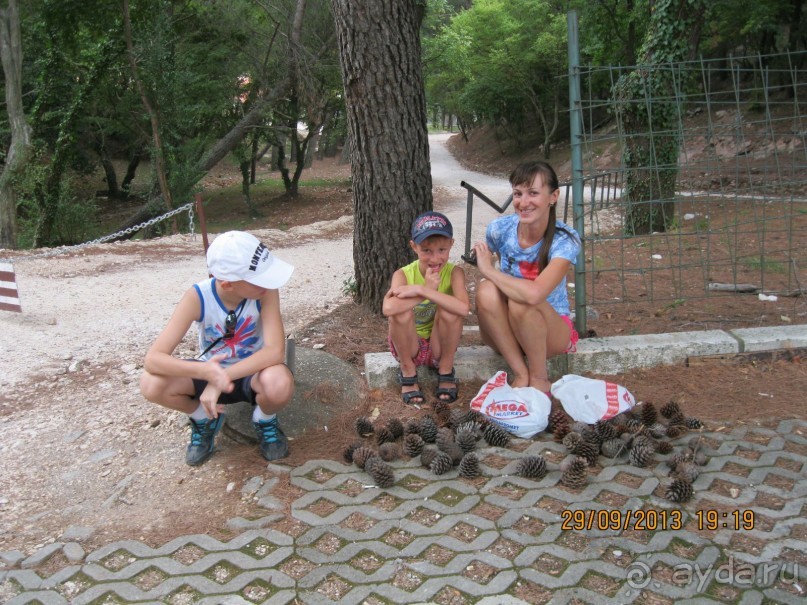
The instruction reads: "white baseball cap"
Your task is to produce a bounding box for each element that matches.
[206,231,294,289]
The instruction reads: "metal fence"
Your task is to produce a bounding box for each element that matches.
[566,35,807,333]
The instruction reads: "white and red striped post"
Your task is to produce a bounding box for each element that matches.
[0,262,22,312]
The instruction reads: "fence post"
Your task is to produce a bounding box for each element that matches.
[195,193,210,254]
[567,10,587,335]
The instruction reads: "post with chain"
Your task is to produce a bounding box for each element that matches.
[195,193,210,254]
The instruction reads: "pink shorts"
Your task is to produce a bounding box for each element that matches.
[561,315,579,353]
[388,335,439,368]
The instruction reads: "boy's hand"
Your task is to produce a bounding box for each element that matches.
[390,284,421,299]
[205,355,234,392]
[199,384,225,419]
[424,267,440,291]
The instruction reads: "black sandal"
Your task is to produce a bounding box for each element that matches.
[398,370,425,405]
[436,368,459,403]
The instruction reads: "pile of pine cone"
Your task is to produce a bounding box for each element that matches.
[342,400,518,487]
[548,399,707,500]
[342,398,707,502]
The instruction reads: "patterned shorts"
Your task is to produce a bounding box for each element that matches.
[387,335,439,368]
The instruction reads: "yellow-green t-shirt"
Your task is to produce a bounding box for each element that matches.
[401,259,455,339]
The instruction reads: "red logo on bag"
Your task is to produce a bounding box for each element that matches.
[602,382,621,420]
[470,371,508,411]
[486,400,529,419]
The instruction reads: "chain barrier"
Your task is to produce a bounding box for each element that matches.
[4,202,196,263]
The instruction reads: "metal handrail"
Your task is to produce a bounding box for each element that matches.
[460,180,512,263]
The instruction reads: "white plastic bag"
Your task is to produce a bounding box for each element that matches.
[470,371,551,438]
[551,374,636,424]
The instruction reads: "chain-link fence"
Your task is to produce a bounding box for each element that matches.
[567,46,807,331]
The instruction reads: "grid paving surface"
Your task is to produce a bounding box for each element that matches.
[2,420,805,604]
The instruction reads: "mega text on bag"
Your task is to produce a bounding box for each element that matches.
[470,371,551,438]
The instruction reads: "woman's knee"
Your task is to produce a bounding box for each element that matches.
[476,280,503,314]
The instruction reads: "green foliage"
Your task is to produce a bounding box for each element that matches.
[341,275,358,298]
[13,149,99,248]
[423,0,568,148]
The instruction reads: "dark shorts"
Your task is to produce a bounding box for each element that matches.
[192,374,258,405]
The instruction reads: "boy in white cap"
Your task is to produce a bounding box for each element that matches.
[140,231,295,465]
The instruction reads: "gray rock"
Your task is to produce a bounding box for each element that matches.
[0,549,25,567]
[241,476,264,499]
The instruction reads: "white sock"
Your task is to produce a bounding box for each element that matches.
[190,404,208,421]
[252,408,276,423]
[190,404,224,421]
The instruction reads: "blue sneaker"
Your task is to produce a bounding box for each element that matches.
[253,417,289,461]
[185,416,224,466]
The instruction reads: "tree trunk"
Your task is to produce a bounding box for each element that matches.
[331,0,432,312]
[100,158,121,198]
[120,147,144,196]
[0,0,33,249]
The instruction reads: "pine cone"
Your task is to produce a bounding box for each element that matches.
[459,452,480,478]
[668,449,693,470]
[404,433,425,458]
[448,408,467,428]
[639,402,658,427]
[375,426,396,446]
[665,478,694,503]
[624,417,643,429]
[342,441,363,464]
[355,416,374,438]
[379,442,401,462]
[595,420,619,442]
[633,434,658,452]
[562,431,583,452]
[436,427,455,451]
[672,461,700,483]
[386,418,404,439]
[366,456,395,488]
[656,440,673,455]
[420,446,439,468]
[432,400,452,426]
[548,409,569,433]
[516,455,547,479]
[455,427,477,454]
[601,438,627,458]
[482,422,511,447]
[552,420,571,442]
[419,416,438,443]
[660,400,682,419]
[443,442,464,466]
[666,423,688,439]
[685,417,703,429]
[430,451,453,475]
[693,450,708,466]
[667,411,686,425]
[352,446,376,469]
[576,440,600,466]
[404,418,421,436]
[570,421,589,435]
[560,457,588,488]
[629,443,654,468]
[648,422,668,439]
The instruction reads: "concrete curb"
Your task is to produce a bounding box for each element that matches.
[364,324,807,389]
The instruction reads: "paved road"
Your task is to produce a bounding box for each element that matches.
[2,419,805,604]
